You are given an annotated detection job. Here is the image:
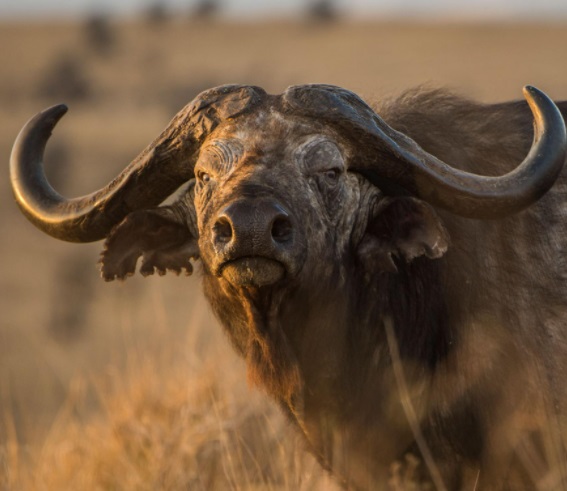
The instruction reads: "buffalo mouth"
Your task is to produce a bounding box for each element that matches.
[220,256,286,287]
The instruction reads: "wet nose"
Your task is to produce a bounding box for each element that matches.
[212,200,293,256]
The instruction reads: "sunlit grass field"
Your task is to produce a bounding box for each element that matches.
[1,16,567,489]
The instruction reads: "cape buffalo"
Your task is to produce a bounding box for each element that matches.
[10,84,567,489]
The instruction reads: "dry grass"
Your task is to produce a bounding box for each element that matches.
[3,346,335,491]
[1,282,338,490]
[1,18,567,490]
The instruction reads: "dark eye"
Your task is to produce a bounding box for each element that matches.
[323,168,341,184]
[325,169,337,180]
[198,171,211,183]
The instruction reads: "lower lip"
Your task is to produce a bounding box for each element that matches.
[220,257,286,287]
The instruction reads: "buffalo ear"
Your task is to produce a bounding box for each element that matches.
[357,197,449,273]
[100,206,199,281]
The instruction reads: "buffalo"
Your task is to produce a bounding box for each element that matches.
[10,84,567,489]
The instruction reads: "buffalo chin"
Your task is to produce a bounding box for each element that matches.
[221,257,286,287]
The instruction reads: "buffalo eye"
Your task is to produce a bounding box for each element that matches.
[195,170,213,194]
[323,168,341,184]
[197,170,211,184]
[299,138,345,178]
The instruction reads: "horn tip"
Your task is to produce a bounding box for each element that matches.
[521,85,554,120]
[42,103,69,122]
[522,85,548,104]
[523,85,537,98]
[19,104,70,135]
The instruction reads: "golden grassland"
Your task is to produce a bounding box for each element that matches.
[1,17,567,489]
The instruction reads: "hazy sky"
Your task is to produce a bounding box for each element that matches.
[2,0,567,20]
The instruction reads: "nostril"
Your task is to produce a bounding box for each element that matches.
[213,216,233,243]
[271,216,293,243]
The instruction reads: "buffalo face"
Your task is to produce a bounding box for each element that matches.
[193,110,364,289]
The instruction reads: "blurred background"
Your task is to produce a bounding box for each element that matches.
[1,1,567,489]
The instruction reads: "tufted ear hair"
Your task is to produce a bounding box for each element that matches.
[99,186,199,281]
[357,197,449,273]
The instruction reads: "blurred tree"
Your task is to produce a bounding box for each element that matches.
[306,0,339,22]
[48,252,94,343]
[84,13,116,57]
[145,1,169,26]
[190,0,220,21]
[37,53,91,102]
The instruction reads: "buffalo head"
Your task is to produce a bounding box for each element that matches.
[10,84,566,290]
[10,83,567,488]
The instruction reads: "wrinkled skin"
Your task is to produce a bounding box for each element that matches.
[103,105,454,489]
[196,116,450,488]
[16,85,567,489]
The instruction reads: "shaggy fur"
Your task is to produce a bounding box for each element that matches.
[12,85,567,490]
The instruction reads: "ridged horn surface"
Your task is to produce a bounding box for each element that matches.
[283,84,567,219]
[10,85,266,242]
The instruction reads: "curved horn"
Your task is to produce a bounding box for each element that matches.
[283,85,567,219]
[10,85,266,242]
